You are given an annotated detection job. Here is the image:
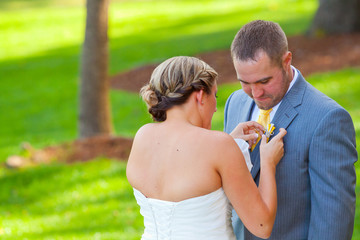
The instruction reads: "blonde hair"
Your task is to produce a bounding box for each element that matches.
[140,56,217,122]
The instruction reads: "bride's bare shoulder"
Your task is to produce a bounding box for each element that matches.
[201,129,238,148]
[135,123,158,137]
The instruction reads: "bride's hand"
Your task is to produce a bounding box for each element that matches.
[230,121,265,146]
[260,128,287,168]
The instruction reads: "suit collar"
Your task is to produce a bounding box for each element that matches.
[272,69,306,131]
[282,69,307,109]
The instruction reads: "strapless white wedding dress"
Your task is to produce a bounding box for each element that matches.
[133,187,236,240]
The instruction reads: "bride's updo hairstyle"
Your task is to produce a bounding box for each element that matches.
[140,56,218,122]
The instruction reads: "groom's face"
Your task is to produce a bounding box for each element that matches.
[233,51,292,110]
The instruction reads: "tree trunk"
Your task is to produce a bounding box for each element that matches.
[308,0,360,36]
[79,0,113,138]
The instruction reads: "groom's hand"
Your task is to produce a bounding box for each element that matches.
[230,121,265,147]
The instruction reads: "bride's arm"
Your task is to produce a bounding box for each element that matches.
[214,129,286,239]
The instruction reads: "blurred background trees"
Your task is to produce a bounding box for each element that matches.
[308,0,360,35]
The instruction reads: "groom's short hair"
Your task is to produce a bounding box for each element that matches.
[231,20,288,67]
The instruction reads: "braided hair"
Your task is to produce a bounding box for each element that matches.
[140,56,218,122]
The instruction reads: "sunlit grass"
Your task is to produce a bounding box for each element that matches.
[1,0,317,62]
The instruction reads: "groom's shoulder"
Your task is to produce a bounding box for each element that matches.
[226,89,250,104]
[292,71,343,111]
[229,88,246,98]
[294,79,352,123]
[303,80,344,111]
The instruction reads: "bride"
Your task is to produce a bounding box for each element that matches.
[126,56,286,240]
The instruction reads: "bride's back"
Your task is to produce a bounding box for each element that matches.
[126,122,225,202]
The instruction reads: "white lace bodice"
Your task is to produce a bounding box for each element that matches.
[133,187,236,240]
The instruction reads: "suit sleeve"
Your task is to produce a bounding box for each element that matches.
[224,92,235,134]
[308,107,357,240]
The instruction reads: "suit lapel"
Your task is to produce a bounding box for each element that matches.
[250,70,307,179]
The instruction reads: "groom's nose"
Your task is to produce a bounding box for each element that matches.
[251,85,264,98]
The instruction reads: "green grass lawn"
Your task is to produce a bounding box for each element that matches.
[1,0,359,239]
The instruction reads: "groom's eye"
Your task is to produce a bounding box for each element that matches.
[239,80,248,85]
[259,77,272,84]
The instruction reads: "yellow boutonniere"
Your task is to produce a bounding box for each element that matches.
[265,123,276,142]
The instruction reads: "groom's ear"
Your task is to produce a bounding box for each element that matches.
[282,51,292,69]
[196,90,204,105]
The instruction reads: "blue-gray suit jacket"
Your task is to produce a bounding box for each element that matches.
[224,69,357,240]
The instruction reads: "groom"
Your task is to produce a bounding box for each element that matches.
[224,20,357,240]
